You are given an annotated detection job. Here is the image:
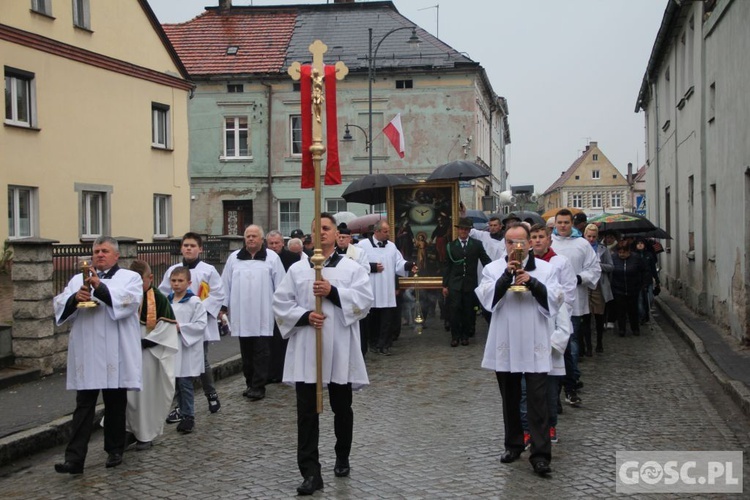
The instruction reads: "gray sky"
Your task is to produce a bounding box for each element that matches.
[147,0,667,193]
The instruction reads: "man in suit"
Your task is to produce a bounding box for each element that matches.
[442,217,492,347]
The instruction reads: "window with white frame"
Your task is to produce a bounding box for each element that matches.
[571,194,583,208]
[372,202,386,214]
[326,199,347,214]
[290,115,302,156]
[153,194,171,238]
[279,200,300,236]
[611,192,622,208]
[592,169,600,179]
[5,67,36,127]
[151,103,170,149]
[72,0,90,29]
[8,186,37,239]
[81,191,105,238]
[223,116,250,158]
[31,0,52,16]
[592,154,599,161]
[592,193,602,209]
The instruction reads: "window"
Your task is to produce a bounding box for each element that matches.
[592,170,600,179]
[592,154,599,161]
[8,186,37,239]
[81,191,104,238]
[326,199,347,214]
[574,175,580,180]
[292,83,301,92]
[223,116,250,158]
[72,0,90,29]
[153,194,171,238]
[5,68,36,128]
[227,84,243,93]
[290,115,303,156]
[610,192,621,208]
[591,194,602,208]
[372,202,386,214]
[395,80,413,89]
[571,194,583,208]
[31,0,52,16]
[279,200,300,236]
[151,103,170,148]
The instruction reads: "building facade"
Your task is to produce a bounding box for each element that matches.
[540,141,631,216]
[2,0,192,244]
[635,0,750,342]
[163,0,509,236]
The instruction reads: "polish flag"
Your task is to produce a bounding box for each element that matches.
[383,113,405,158]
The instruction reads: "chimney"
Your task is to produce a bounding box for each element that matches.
[627,162,633,184]
[219,0,231,11]
[590,141,597,147]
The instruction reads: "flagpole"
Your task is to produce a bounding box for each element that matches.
[288,42,349,414]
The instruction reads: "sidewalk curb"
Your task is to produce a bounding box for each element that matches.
[0,355,243,467]
[656,297,750,418]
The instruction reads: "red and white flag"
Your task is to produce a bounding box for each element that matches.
[383,113,405,158]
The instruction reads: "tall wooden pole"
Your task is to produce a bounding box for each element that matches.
[288,41,348,413]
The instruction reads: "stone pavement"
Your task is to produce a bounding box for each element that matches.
[1,312,749,498]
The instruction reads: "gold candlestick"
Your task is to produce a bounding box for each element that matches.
[77,259,99,308]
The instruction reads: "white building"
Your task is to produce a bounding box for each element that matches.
[635,0,750,342]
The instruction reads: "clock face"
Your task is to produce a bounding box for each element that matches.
[409,204,435,224]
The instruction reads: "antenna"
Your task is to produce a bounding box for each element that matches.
[418,4,439,38]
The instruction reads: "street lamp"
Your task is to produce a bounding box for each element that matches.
[365,26,420,175]
[342,123,369,151]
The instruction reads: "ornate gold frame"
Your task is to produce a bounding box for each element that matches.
[387,181,459,289]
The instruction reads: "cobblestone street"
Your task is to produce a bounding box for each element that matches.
[1,314,749,498]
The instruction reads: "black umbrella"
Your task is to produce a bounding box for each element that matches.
[628,227,672,239]
[588,212,657,234]
[426,160,490,182]
[342,174,417,205]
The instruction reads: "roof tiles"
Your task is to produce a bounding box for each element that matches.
[162,10,297,76]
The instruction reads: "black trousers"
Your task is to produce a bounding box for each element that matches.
[448,289,477,341]
[239,336,270,390]
[65,388,127,465]
[268,325,288,383]
[496,372,551,464]
[296,382,353,478]
[367,307,397,351]
[614,294,640,335]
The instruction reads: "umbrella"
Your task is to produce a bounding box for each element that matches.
[342,174,417,205]
[332,211,357,225]
[628,227,672,239]
[509,210,545,226]
[588,212,657,234]
[465,209,489,230]
[540,207,583,220]
[346,213,385,235]
[426,160,490,181]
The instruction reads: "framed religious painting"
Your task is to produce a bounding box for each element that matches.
[387,181,459,289]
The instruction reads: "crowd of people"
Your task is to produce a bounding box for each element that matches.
[51,208,660,491]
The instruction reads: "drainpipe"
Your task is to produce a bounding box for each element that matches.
[262,81,273,230]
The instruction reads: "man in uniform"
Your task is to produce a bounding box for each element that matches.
[273,213,373,495]
[53,236,143,473]
[442,217,492,346]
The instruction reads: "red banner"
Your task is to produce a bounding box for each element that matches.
[300,65,314,189]
[324,65,341,185]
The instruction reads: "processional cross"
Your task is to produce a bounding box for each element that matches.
[288,41,348,413]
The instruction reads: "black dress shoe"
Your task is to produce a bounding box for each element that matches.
[500,449,523,463]
[247,389,266,401]
[532,460,552,476]
[334,458,350,477]
[105,453,123,468]
[54,461,83,474]
[460,338,469,346]
[296,475,323,495]
[450,340,459,347]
